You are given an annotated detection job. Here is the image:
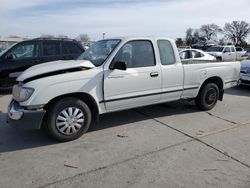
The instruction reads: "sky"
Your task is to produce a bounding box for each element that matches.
[0,0,250,41]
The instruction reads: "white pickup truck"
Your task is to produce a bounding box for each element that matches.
[236,47,247,59]
[7,37,240,141]
[206,45,237,61]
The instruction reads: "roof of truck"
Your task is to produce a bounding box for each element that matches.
[106,36,174,41]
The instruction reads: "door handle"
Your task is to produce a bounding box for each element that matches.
[150,72,159,77]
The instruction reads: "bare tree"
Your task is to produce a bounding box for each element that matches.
[224,21,250,45]
[175,38,184,47]
[200,24,222,40]
[185,28,206,45]
[193,29,205,43]
[76,34,90,43]
[185,28,194,46]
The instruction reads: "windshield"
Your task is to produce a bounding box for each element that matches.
[0,43,16,57]
[78,39,120,66]
[206,46,224,52]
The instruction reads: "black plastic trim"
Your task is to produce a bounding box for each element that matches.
[225,80,238,84]
[23,67,89,83]
[7,101,46,130]
[99,86,199,103]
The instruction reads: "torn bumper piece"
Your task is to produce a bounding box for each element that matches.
[7,100,46,130]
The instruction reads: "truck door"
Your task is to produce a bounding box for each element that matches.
[103,40,162,111]
[223,47,231,61]
[157,40,184,102]
[230,47,237,60]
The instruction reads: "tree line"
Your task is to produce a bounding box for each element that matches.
[176,20,250,47]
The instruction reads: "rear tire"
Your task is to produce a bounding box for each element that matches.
[46,97,91,142]
[195,83,219,111]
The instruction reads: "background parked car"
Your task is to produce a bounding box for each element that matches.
[246,48,250,58]
[0,38,84,90]
[240,56,250,85]
[192,40,217,51]
[206,45,237,61]
[236,47,247,59]
[179,49,216,61]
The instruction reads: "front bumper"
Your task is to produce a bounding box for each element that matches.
[240,74,250,85]
[7,100,46,130]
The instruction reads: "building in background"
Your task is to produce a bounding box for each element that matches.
[0,36,27,51]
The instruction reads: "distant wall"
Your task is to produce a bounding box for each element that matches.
[0,37,26,51]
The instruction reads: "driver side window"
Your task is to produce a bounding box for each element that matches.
[6,43,38,60]
[224,47,230,53]
[114,40,155,68]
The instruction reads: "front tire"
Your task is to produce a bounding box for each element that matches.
[46,97,91,142]
[216,57,222,61]
[196,83,219,111]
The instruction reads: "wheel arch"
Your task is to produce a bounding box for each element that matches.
[43,92,100,126]
[199,76,224,101]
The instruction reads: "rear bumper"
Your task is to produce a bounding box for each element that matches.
[240,74,250,85]
[7,100,46,130]
[240,79,250,85]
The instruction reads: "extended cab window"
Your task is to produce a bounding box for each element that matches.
[6,43,38,60]
[115,40,155,68]
[43,41,61,56]
[231,47,235,52]
[157,40,175,65]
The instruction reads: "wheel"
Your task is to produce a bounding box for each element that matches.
[46,97,91,142]
[216,57,222,61]
[195,83,219,111]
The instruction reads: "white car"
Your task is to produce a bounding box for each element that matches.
[179,49,216,61]
[7,37,240,141]
[240,57,250,85]
[206,45,237,61]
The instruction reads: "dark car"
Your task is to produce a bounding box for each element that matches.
[0,38,84,90]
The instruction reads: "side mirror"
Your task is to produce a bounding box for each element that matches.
[110,61,127,71]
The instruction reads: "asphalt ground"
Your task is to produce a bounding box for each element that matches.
[0,86,249,188]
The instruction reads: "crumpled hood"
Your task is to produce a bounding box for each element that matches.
[17,60,95,82]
